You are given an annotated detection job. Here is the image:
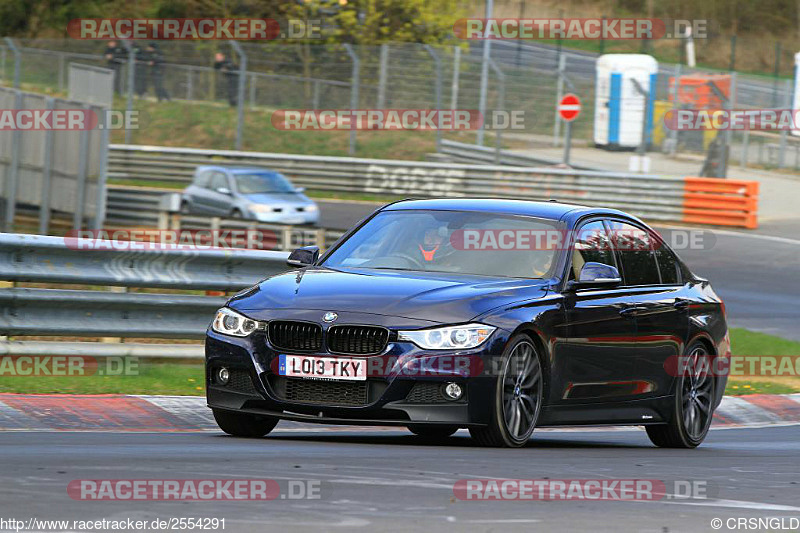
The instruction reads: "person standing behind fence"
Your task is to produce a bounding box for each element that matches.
[104,41,126,94]
[146,42,170,102]
[133,43,148,97]
[214,52,238,107]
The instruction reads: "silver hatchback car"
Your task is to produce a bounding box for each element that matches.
[181,166,320,225]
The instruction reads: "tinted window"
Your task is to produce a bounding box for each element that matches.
[570,220,616,281]
[654,241,682,285]
[194,170,212,188]
[606,220,661,286]
[210,172,229,191]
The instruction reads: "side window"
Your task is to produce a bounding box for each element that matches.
[194,170,212,188]
[606,220,661,286]
[210,172,229,191]
[653,238,682,285]
[569,220,616,281]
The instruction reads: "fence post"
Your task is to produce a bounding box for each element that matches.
[3,38,20,88]
[229,41,247,150]
[668,63,681,156]
[377,43,388,109]
[451,46,461,111]
[312,80,320,110]
[424,45,443,153]
[57,53,66,92]
[3,90,22,232]
[343,44,360,156]
[122,41,135,144]
[249,73,256,109]
[476,0,494,146]
[93,105,110,231]
[779,78,791,168]
[488,59,505,163]
[186,68,193,100]
[553,53,566,147]
[38,97,56,235]
[73,104,91,230]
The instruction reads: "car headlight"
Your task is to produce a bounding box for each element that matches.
[211,308,259,337]
[398,323,496,350]
[305,204,318,212]
[247,203,272,213]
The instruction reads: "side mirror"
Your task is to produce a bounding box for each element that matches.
[567,262,621,290]
[294,187,306,194]
[216,187,231,195]
[287,246,319,268]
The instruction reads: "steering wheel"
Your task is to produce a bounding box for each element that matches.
[391,252,426,270]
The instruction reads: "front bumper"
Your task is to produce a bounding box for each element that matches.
[204,324,509,427]
[250,209,319,225]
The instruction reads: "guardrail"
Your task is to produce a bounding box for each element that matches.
[107,144,759,228]
[0,233,291,358]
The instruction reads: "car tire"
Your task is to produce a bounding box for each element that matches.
[180,201,191,214]
[469,334,544,448]
[212,409,278,438]
[407,424,459,439]
[646,342,715,448]
[230,209,243,219]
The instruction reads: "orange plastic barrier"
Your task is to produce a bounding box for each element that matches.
[682,177,759,229]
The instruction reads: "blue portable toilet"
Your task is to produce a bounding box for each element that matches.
[594,54,659,149]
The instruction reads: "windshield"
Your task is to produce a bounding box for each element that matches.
[235,172,296,194]
[323,210,560,278]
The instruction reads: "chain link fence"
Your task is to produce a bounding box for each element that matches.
[1,38,799,171]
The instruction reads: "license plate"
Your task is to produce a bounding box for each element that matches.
[278,354,366,381]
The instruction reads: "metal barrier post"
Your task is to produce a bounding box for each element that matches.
[476,0,494,146]
[73,105,91,230]
[668,63,681,156]
[3,91,22,231]
[377,44,388,109]
[229,41,247,150]
[249,73,256,108]
[488,59,505,163]
[424,45,443,153]
[553,53,566,147]
[38,98,56,234]
[343,44,359,156]
[3,38,20,88]
[122,41,134,144]
[779,79,791,168]
[92,106,111,230]
[58,53,65,92]
[450,46,461,111]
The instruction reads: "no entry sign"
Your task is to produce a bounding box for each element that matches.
[558,94,581,122]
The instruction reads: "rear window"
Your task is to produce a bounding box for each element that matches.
[654,243,682,285]
[194,170,212,188]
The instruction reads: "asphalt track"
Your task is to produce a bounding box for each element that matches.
[317,200,800,341]
[0,426,798,532]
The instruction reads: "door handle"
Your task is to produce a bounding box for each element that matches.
[673,298,690,311]
[619,306,647,318]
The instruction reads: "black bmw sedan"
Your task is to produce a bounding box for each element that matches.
[205,199,729,448]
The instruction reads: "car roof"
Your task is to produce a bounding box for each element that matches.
[380,198,636,224]
[196,166,282,175]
